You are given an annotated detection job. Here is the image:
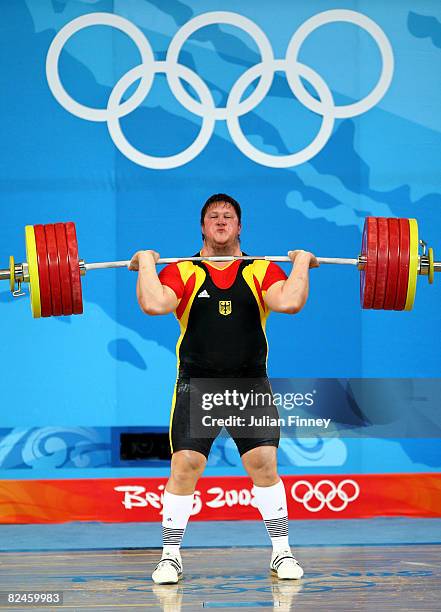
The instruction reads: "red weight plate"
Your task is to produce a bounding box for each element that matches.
[44,224,63,317]
[384,218,400,310]
[65,222,83,315]
[394,218,410,311]
[360,225,368,307]
[373,218,389,309]
[360,217,378,309]
[360,226,367,306]
[55,223,73,316]
[33,225,52,317]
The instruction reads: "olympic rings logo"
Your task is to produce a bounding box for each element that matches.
[46,10,394,170]
[291,479,360,512]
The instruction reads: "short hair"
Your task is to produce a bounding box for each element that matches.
[200,193,242,226]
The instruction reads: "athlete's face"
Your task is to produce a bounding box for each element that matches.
[202,202,241,246]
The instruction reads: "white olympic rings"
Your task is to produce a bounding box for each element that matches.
[107,61,216,170]
[46,10,394,169]
[291,479,360,512]
[46,13,155,122]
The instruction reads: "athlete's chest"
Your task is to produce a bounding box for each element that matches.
[189,263,258,319]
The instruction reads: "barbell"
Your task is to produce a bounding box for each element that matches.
[0,217,437,318]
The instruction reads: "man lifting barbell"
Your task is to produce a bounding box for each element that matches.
[128,193,318,584]
[1,204,437,581]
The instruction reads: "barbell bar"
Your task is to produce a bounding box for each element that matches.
[0,217,438,318]
[84,255,358,270]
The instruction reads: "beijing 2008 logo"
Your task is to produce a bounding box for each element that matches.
[46,10,394,170]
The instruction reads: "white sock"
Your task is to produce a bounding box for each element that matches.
[161,490,194,558]
[253,479,290,551]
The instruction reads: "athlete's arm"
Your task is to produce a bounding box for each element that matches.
[129,250,178,315]
[264,251,318,314]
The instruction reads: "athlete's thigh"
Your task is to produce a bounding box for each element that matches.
[227,377,280,456]
[170,378,221,458]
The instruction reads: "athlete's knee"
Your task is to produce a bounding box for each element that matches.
[241,446,278,483]
[171,450,206,484]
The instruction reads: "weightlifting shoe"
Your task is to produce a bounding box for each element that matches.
[152,551,183,584]
[270,549,304,579]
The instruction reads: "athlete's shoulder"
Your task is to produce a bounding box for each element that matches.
[176,259,201,281]
[249,258,271,276]
[245,260,287,290]
[262,261,287,290]
[159,257,201,279]
[158,259,198,296]
[158,262,185,299]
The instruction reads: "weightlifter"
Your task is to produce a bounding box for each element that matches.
[129,194,318,584]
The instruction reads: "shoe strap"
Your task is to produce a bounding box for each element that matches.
[155,557,182,573]
[272,554,298,570]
